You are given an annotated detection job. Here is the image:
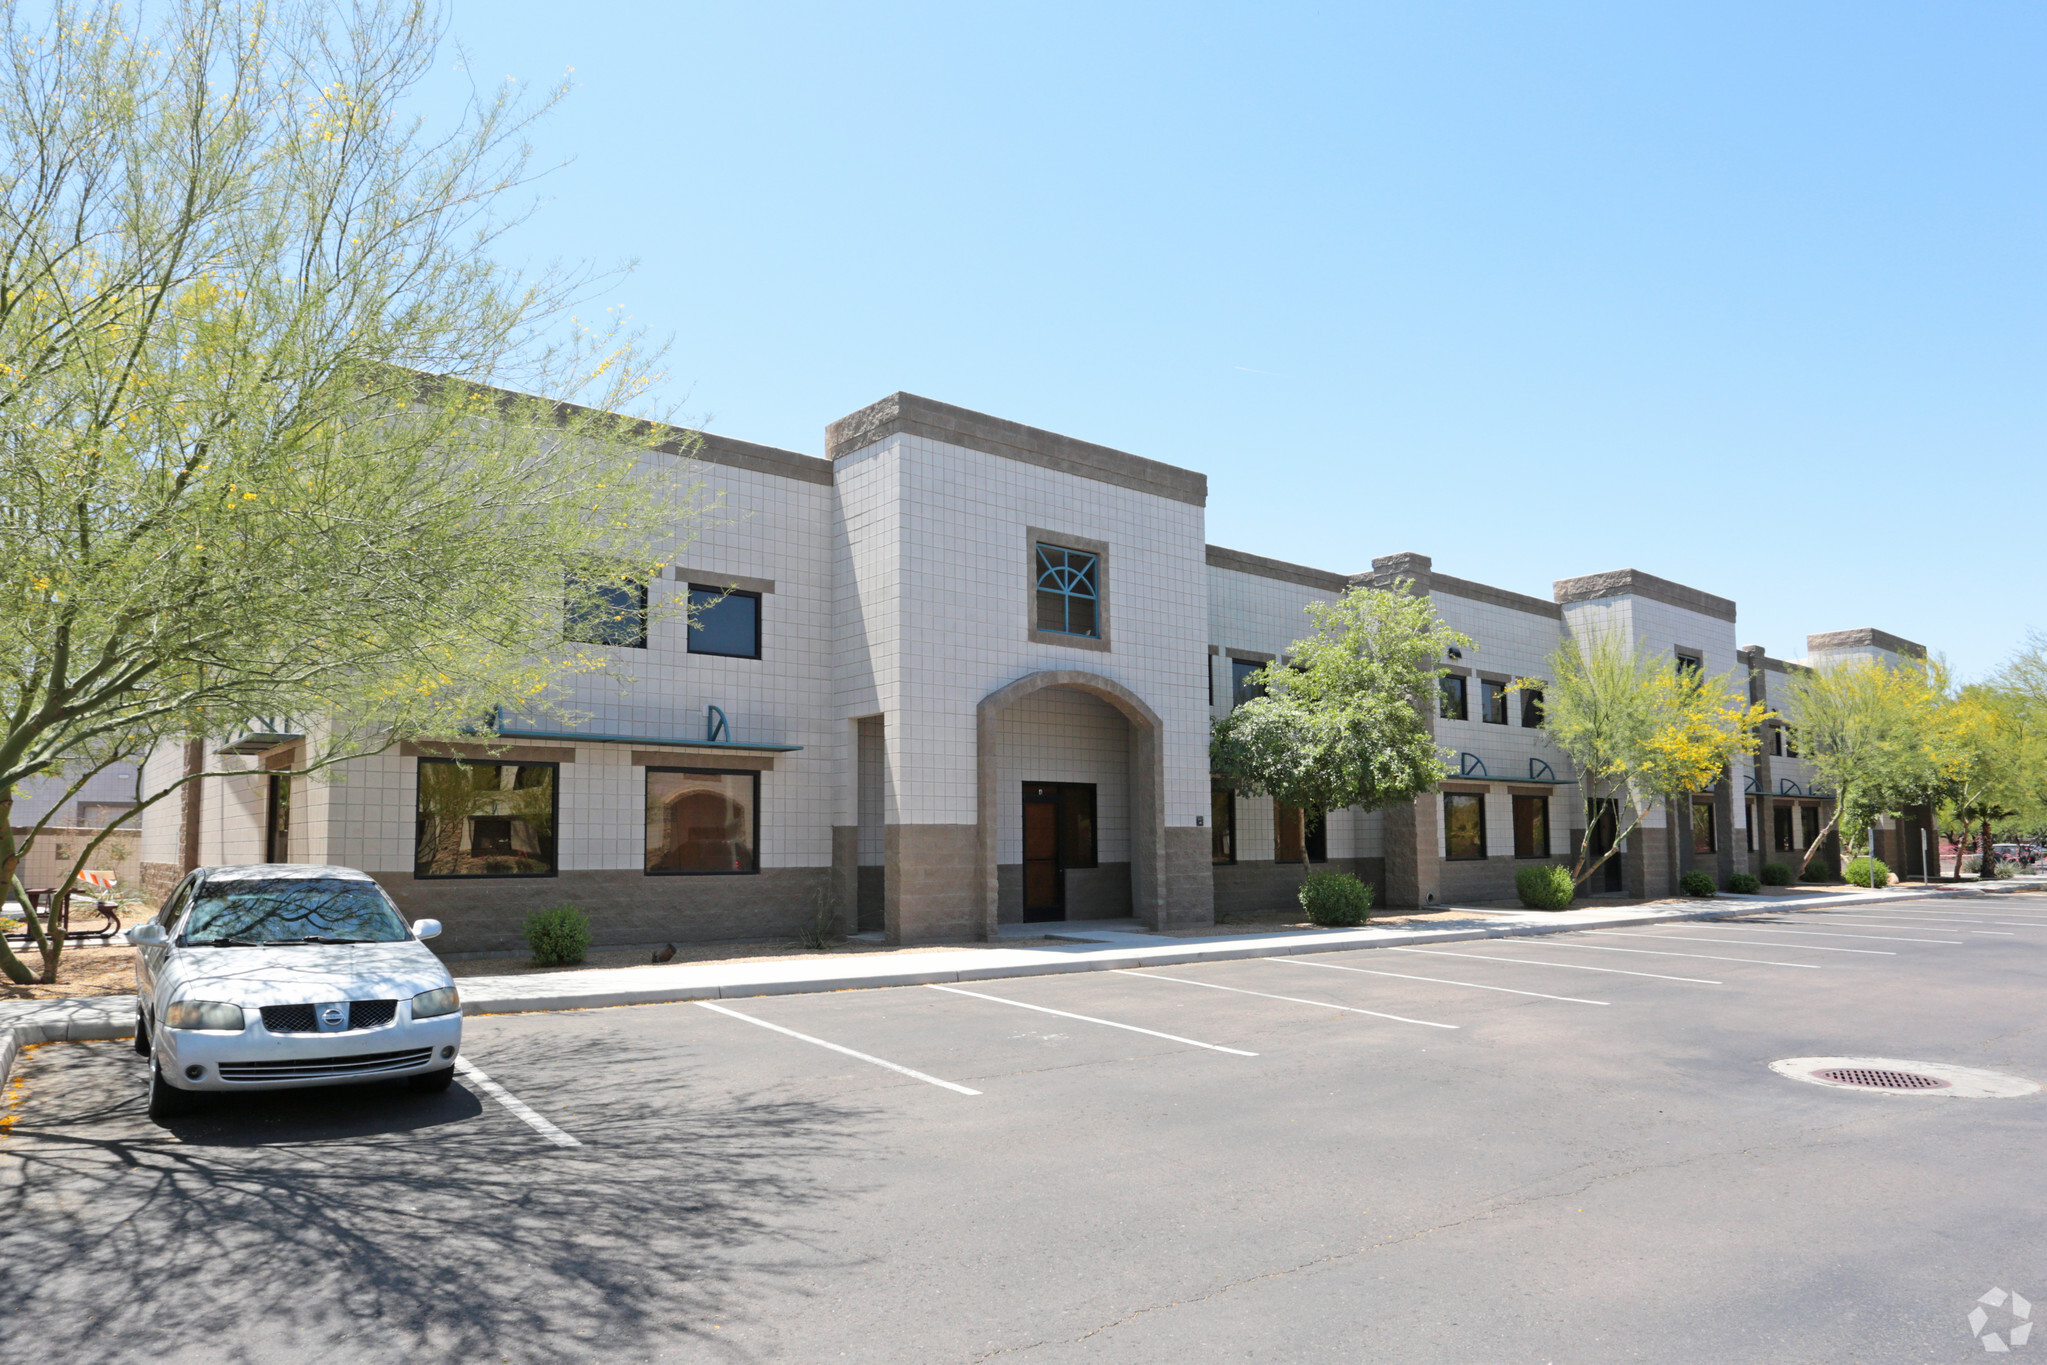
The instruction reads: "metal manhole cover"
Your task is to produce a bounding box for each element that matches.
[1770,1056,2044,1099]
[1812,1067,1950,1091]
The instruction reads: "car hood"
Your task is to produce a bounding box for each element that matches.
[160,940,453,1006]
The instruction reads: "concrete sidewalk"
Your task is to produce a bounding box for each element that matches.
[6,880,2016,1093]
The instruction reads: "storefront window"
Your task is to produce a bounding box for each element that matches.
[414,760,558,878]
[1444,792,1486,860]
[646,768,759,874]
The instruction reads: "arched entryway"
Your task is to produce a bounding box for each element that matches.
[976,670,1166,935]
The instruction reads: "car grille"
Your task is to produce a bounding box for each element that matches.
[217,1048,436,1082]
[259,1000,399,1033]
[350,1000,397,1029]
[261,1004,318,1033]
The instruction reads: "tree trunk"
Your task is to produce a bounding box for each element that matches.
[1980,819,1994,880]
[0,788,39,984]
[1795,807,1842,879]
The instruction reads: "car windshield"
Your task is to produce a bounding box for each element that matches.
[180,878,410,945]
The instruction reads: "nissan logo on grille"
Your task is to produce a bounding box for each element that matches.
[320,1005,346,1030]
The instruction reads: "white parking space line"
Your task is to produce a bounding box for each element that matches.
[1813,910,2041,928]
[454,1058,583,1148]
[695,1002,982,1095]
[1266,956,1610,1005]
[1793,917,2014,935]
[926,984,1259,1056]
[1735,924,1963,944]
[1456,939,1823,970]
[1384,946,1723,984]
[1809,912,2023,927]
[1595,929,1895,955]
[1111,969,1460,1029]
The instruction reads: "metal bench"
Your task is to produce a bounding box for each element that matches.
[3,886,121,946]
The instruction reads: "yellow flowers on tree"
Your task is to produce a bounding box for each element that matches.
[1526,634,1771,891]
[0,1,706,983]
[1778,658,1959,880]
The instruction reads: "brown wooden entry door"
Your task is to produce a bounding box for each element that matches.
[1022,786,1063,921]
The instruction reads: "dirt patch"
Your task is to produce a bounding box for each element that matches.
[1,902,151,999]
[446,936,1063,979]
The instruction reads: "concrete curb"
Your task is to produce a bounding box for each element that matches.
[0,881,2022,1094]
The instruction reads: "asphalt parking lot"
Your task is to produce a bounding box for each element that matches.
[4,893,2046,1364]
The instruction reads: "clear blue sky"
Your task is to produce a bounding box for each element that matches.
[439,1,2043,680]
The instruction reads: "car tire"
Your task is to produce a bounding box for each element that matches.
[408,1066,456,1093]
[132,1010,151,1058]
[147,1061,202,1122]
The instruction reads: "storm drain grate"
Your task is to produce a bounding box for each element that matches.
[1814,1067,1952,1091]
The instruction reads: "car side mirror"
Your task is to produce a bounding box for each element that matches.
[127,923,168,947]
[411,919,442,941]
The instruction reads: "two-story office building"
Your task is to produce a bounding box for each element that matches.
[137,392,1936,951]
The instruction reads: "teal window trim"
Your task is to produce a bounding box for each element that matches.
[1035,543,1101,638]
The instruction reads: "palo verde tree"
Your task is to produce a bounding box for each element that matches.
[1777,657,1958,879]
[1526,632,1771,891]
[1935,684,2047,878]
[0,0,705,983]
[1209,582,1469,869]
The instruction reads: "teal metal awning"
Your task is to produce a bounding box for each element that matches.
[491,704,802,754]
[1449,754,1576,785]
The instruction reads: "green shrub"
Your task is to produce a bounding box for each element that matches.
[1727,872,1761,894]
[522,904,592,966]
[1758,862,1793,886]
[1799,861,1833,882]
[1842,856,1891,887]
[1300,872,1374,926]
[1515,863,1575,911]
[1992,860,2018,880]
[1678,870,1716,898]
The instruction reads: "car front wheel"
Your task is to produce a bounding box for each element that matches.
[408,1066,456,1093]
[132,1010,151,1058]
[147,1062,202,1122]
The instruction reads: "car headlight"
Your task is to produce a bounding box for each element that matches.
[411,986,461,1019]
[164,1000,246,1031]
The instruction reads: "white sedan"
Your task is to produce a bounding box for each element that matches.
[129,864,463,1121]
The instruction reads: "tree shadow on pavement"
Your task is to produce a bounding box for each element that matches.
[0,1030,881,1364]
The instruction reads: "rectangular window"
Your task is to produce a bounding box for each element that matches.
[1801,805,1821,849]
[1444,792,1486,859]
[687,586,762,659]
[1774,805,1794,852]
[1480,680,1508,725]
[1745,798,1756,851]
[1520,687,1545,728]
[1675,652,1703,678]
[565,573,648,649]
[1439,675,1468,721]
[1232,658,1266,706]
[646,768,759,874]
[1207,657,1214,708]
[1034,543,1100,638]
[1210,784,1236,865]
[1305,810,1327,863]
[415,759,558,878]
[1512,794,1548,859]
[1692,800,1717,855]
[1771,727,1785,757]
